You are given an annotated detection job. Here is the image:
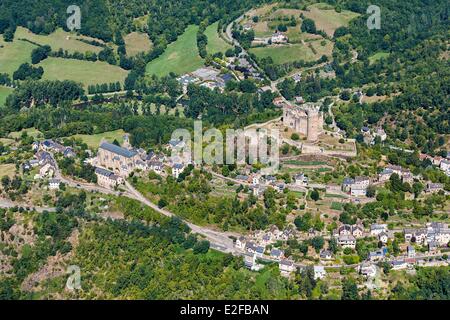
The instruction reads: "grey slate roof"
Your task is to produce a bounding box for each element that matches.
[100,142,137,158]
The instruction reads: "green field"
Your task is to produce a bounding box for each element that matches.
[0,38,36,75]
[0,86,13,107]
[205,22,232,54]
[146,25,204,77]
[8,128,42,139]
[69,129,126,149]
[302,3,360,37]
[15,27,103,54]
[250,39,332,64]
[0,164,16,178]
[369,52,390,64]
[38,57,129,88]
[124,32,153,56]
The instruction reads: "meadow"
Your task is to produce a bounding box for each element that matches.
[69,129,126,149]
[146,25,204,77]
[0,164,16,178]
[205,22,232,54]
[369,52,390,64]
[0,86,13,107]
[15,27,103,54]
[124,32,153,56]
[38,57,129,88]
[300,3,360,37]
[0,38,36,75]
[250,39,332,64]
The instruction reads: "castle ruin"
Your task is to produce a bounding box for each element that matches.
[282,102,323,142]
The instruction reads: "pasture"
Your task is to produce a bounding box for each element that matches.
[0,86,13,107]
[205,22,232,54]
[15,27,103,54]
[0,38,36,75]
[146,25,204,77]
[124,32,153,56]
[69,129,126,149]
[300,3,360,37]
[250,39,332,64]
[38,57,129,88]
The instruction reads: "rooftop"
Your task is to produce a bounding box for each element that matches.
[100,142,137,158]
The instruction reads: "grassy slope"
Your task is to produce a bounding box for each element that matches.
[205,22,232,54]
[69,129,126,149]
[250,39,332,64]
[15,27,103,54]
[124,32,153,56]
[302,3,360,37]
[146,25,204,77]
[0,38,36,75]
[369,52,390,64]
[0,86,13,107]
[38,57,129,88]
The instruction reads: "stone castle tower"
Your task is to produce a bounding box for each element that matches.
[283,103,323,142]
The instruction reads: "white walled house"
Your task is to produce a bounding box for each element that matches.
[313,266,326,280]
[48,178,61,190]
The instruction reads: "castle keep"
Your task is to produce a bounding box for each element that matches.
[282,103,323,141]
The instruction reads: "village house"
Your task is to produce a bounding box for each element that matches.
[426,183,444,193]
[40,139,75,158]
[255,246,265,257]
[261,233,272,246]
[148,161,163,174]
[401,171,414,184]
[274,183,286,193]
[378,232,389,244]
[440,159,450,173]
[368,249,386,262]
[404,228,428,244]
[48,178,61,190]
[374,128,387,141]
[350,184,367,197]
[279,260,296,274]
[270,31,288,44]
[370,224,388,236]
[270,248,284,261]
[294,173,308,186]
[407,245,416,258]
[391,260,408,270]
[335,224,364,238]
[292,73,302,83]
[359,263,377,278]
[244,254,264,271]
[263,175,277,185]
[378,168,393,182]
[319,249,333,260]
[342,178,354,192]
[338,234,356,249]
[95,167,124,189]
[313,266,326,280]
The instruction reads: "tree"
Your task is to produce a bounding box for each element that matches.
[310,236,324,253]
[341,278,359,300]
[366,185,376,198]
[193,240,210,254]
[310,189,320,201]
[301,18,317,34]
